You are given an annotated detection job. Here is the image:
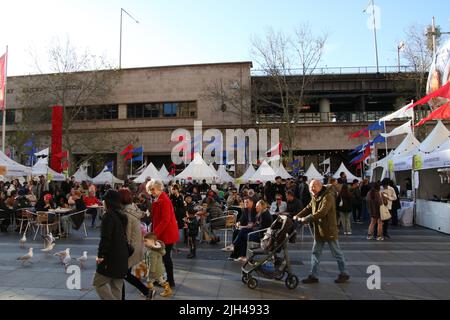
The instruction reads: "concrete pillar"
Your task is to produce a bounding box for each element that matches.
[319,98,331,122]
[118,104,127,120]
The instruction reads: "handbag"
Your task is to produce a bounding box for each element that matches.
[380,204,391,221]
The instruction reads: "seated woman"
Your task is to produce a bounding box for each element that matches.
[83,190,102,228]
[230,199,272,262]
[61,191,87,235]
[197,197,222,244]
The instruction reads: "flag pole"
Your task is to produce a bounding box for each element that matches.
[2,45,8,153]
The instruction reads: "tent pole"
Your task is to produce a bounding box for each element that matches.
[411,100,416,225]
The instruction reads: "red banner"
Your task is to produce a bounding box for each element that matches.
[415,102,450,126]
[50,106,63,173]
[0,53,6,111]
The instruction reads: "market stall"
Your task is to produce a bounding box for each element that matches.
[0,150,32,177]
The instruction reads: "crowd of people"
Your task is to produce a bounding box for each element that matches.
[0,169,402,299]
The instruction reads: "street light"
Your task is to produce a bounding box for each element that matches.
[119,8,139,69]
[397,41,405,72]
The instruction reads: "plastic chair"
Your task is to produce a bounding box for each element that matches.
[211,210,238,250]
[16,209,36,234]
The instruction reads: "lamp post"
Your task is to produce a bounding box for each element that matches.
[397,41,405,72]
[119,8,139,69]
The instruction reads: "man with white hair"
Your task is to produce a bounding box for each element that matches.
[294,179,349,284]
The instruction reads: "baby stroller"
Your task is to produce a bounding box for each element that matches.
[241,215,299,290]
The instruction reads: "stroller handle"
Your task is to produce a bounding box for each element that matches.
[246,228,270,242]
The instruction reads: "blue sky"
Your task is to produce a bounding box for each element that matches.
[1,0,449,75]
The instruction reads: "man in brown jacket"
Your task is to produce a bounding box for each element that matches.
[294,180,350,284]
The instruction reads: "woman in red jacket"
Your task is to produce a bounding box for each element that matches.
[147,179,179,288]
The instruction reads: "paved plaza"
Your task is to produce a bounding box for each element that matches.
[1,223,450,300]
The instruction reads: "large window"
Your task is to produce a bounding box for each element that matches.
[127,101,197,119]
[72,105,118,121]
[0,110,16,125]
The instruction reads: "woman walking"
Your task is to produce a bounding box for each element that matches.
[337,184,353,235]
[119,188,151,300]
[367,182,384,241]
[147,180,179,288]
[93,190,129,300]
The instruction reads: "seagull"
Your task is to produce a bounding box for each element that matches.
[42,233,56,252]
[41,242,55,253]
[77,251,88,269]
[62,251,72,270]
[19,234,26,248]
[17,248,33,265]
[54,248,70,264]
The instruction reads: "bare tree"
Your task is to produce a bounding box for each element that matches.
[251,24,327,161]
[13,37,120,173]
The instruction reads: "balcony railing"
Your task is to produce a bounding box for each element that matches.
[255,110,432,124]
[251,65,416,76]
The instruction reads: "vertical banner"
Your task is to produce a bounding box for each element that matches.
[50,105,63,173]
[0,53,6,111]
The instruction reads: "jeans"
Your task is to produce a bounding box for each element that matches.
[362,198,370,222]
[340,212,352,233]
[311,239,347,278]
[230,228,260,258]
[93,272,123,300]
[162,243,175,287]
[352,205,362,222]
[122,268,149,300]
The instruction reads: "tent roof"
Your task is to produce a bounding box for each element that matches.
[418,120,450,154]
[273,163,293,179]
[92,166,124,185]
[304,163,324,182]
[237,165,256,183]
[332,162,361,181]
[0,151,32,177]
[391,132,421,158]
[32,158,66,181]
[73,167,92,182]
[175,153,218,180]
[249,161,277,182]
[158,165,172,182]
[216,165,235,183]
[134,163,162,183]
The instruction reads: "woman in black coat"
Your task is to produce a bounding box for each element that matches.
[170,185,186,252]
[93,190,129,300]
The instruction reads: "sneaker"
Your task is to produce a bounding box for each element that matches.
[347,232,352,235]
[146,290,156,300]
[376,237,384,241]
[302,275,319,284]
[335,273,350,283]
[367,235,374,240]
[343,232,347,235]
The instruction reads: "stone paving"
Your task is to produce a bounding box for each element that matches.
[1,222,450,300]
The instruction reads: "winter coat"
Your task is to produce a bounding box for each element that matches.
[239,207,257,226]
[297,186,339,242]
[123,203,145,268]
[367,189,383,219]
[381,186,397,210]
[151,192,179,245]
[96,210,129,279]
[187,216,199,237]
[144,240,166,280]
[255,209,273,231]
[170,194,186,229]
[337,192,352,213]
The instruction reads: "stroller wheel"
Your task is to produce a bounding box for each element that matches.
[241,273,249,284]
[285,275,299,290]
[247,277,258,289]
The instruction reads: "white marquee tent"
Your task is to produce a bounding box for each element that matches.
[249,161,277,183]
[159,165,172,183]
[237,165,256,183]
[304,163,324,182]
[93,166,124,185]
[134,163,163,183]
[0,151,32,177]
[73,166,92,183]
[216,165,235,183]
[333,162,361,182]
[32,158,66,181]
[175,153,218,181]
[273,163,293,179]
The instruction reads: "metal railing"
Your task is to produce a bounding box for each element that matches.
[251,65,416,76]
[255,110,432,124]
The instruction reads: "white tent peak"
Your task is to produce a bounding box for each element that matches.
[332,162,361,182]
[237,165,256,183]
[216,165,235,183]
[304,163,324,182]
[92,166,124,185]
[176,153,218,180]
[32,159,65,181]
[418,120,450,153]
[249,161,277,183]
[273,163,293,179]
[158,165,172,183]
[73,166,92,183]
[134,163,162,183]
